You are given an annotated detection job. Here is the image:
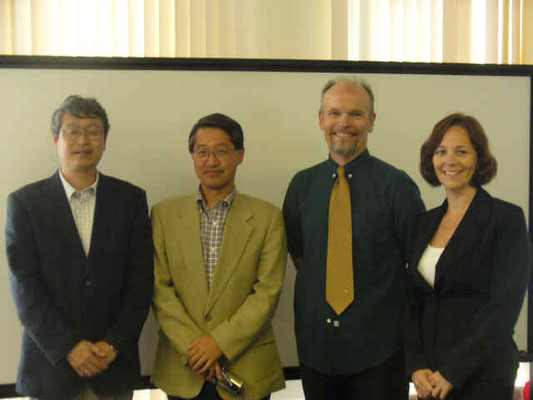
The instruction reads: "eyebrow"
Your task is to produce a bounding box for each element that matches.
[327,107,364,113]
[194,143,233,149]
[436,144,471,149]
[63,122,101,128]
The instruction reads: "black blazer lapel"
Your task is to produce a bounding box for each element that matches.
[88,173,115,260]
[434,188,491,285]
[48,172,86,257]
[410,205,445,292]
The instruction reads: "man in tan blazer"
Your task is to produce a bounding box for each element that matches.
[151,113,286,400]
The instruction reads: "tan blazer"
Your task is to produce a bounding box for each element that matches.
[151,192,286,400]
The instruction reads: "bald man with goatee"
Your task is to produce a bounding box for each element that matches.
[283,78,425,400]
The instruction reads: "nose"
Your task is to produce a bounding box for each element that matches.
[77,131,90,144]
[443,152,456,164]
[338,113,351,126]
[205,151,219,165]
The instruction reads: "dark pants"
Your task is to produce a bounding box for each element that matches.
[443,380,514,400]
[300,350,408,400]
[168,382,271,400]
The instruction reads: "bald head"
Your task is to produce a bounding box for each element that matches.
[320,78,375,116]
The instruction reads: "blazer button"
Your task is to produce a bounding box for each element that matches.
[84,280,92,287]
[205,314,212,321]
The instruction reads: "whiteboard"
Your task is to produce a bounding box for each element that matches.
[0,60,530,384]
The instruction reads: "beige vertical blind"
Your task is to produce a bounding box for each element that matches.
[0,0,332,59]
[349,0,532,64]
[0,1,531,63]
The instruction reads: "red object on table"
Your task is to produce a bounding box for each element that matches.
[524,381,530,400]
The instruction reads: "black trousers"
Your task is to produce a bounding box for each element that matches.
[168,382,271,400]
[300,350,408,400]
[443,380,514,400]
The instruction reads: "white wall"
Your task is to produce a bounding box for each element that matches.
[0,67,529,383]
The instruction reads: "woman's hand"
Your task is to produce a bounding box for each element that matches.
[412,369,435,399]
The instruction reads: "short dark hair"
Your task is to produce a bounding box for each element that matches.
[321,77,375,115]
[188,113,244,153]
[51,95,110,136]
[420,113,497,187]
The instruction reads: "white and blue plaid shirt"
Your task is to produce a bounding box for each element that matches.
[196,188,235,288]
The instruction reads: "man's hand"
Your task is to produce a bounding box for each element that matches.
[92,341,118,368]
[187,334,222,375]
[412,369,435,399]
[66,340,108,377]
[429,371,453,399]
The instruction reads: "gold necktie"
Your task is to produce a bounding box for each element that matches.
[326,166,354,315]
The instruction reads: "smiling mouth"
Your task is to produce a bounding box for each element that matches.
[443,170,461,176]
[332,132,357,138]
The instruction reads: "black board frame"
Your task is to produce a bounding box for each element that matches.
[0,55,532,398]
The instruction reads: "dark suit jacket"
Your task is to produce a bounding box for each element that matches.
[5,172,153,400]
[404,188,531,390]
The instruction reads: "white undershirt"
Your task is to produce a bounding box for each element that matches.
[417,245,444,288]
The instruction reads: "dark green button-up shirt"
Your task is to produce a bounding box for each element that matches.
[283,150,425,374]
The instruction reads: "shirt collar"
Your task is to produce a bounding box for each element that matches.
[326,148,371,176]
[196,187,236,211]
[59,170,99,201]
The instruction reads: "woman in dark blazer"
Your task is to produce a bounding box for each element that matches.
[404,113,531,400]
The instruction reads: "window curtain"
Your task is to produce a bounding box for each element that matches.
[0,0,336,59]
[350,0,532,64]
[0,0,531,64]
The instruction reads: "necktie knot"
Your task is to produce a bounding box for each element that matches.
[337,166,346,179]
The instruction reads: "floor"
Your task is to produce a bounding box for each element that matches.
[132,361,531,399]
[8,362,530,400]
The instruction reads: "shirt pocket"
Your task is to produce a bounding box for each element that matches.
[354,210,393,269]
[356,210,391,242]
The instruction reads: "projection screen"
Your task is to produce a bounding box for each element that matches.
[0,57,531,391]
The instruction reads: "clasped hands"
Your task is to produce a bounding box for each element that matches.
[187,334,224,382]
[66,340,117,378]
[412,369,453,400]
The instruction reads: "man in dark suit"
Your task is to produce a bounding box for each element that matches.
[5,95,153,400]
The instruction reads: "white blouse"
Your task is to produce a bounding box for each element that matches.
[417,245,444,287]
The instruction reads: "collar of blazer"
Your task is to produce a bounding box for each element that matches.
[48,171,114,262]
[172,192,254,314]
[411,187,492,291]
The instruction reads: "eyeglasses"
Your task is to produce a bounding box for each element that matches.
[60,126,104,141]
[193,148,235,161]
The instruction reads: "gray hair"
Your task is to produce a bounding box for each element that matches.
[320,77,375,115]
[51,95,110,136]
